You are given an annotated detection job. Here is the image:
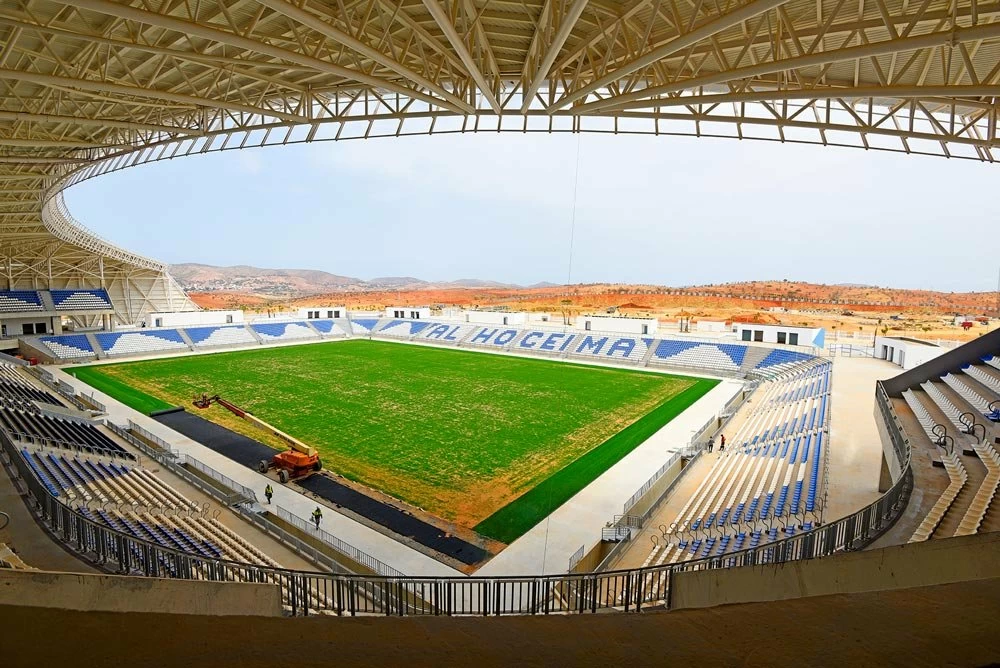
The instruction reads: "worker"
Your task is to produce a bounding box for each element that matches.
[707,436,714,453]
[264,484,273,505]
[312,506,323,530]
[719,434,726,452]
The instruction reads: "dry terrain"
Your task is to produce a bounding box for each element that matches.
[188,279,999,343]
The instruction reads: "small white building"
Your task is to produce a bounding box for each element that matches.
[384,306,430,319]
[297,306,347,320]
[575,315,658,335]
[696,320,729,333]
[461,311,552,326]
[952,315,977,326]
[734,323,825,348]
[146,310,243,328]
[874,335,945,370]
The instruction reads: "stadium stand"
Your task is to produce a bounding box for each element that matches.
[888,339,1000,542]
[377,319,432,339]
[307,319,348,337]
[568,334,654,362]
[17,444,280,567]
[0,365,61,409]
[648,341,743,372]
[250,321,319,342]
[185,325,257,349]
[349,318,380,334]
[37,334,96,360]
[49,289,113,310]
[417,322,478,343]
[641,362,832,565]
[95,330,189,357]
[0,407,133,459]
[0,290,43,312]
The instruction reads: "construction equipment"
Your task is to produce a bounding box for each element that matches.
[192,394,321,483]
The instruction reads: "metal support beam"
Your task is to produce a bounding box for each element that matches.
[521,0,591,113]
[549,0,797,111]
[574,21,1000,113]
[420,0,503,114]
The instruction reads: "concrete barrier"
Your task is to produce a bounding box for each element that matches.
[0,569,283,616]
[671,531,1000,609]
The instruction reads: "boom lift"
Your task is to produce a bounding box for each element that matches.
[192,394,322,483]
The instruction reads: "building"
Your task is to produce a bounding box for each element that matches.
[695,320,729,333]
[384,306,430,319]
[146,310,243,328]
[297,307,347,320]
[874,335,945,370]
[734,323,825,348]
[575,315,658,335]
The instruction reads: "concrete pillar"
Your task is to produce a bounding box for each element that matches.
[878,453,893,493]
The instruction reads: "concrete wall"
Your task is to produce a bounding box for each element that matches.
[695,320,728,333]
[147,310,243,327]
[874,336,945,370]
[0,569,282,616]
[671,531,1000,610]
[1,315,56,337]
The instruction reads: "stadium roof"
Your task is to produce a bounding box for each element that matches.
[1,0,999,322]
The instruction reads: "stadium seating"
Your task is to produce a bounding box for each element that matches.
[38,334,95,359]
[417,322,477,344]
[18,444,281,567]
[249,321,319,342]
[378,319,432,339]
[0,407,133,458]
[568,335,654,362]
[49,289,113,310]
[0,366,60,409]
[349,318,380,334]
[306,319,348,337]
[648,341,741,371]
[0,290,43,312]
[185,325,257,348]
[95,330,189,357]
[658,362,832,563]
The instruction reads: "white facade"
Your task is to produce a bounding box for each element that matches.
[146,310,243,328]
[298,306,346,319]
[952,315,977,326]
[384,306,430,319]
[575,316,658,335]
[696,320,729,333]
[735,323,825,348]
[874,335,945,370]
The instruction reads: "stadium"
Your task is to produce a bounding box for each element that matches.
[0,0,999,665]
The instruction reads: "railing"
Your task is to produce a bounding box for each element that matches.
[1,410,914,616]
[182,455,258,506]
[623,452,682,515]
[276,506,404,578]
[0,352,29,367]
[25,367,91,412]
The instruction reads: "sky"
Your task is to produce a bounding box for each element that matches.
[65,132,1000,292]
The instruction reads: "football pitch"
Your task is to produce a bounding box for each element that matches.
[68,340,718,543]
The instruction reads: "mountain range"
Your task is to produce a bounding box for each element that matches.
[169,263,558,295]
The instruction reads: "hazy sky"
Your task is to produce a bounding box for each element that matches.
[65,132,1000,292]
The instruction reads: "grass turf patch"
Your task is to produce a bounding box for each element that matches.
[67,366,175,415]
[66,340,716,542]
[473,378,718,543]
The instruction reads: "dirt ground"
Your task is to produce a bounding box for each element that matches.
[189,279,999,343]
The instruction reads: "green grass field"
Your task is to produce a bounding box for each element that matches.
[68,340,717,543]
